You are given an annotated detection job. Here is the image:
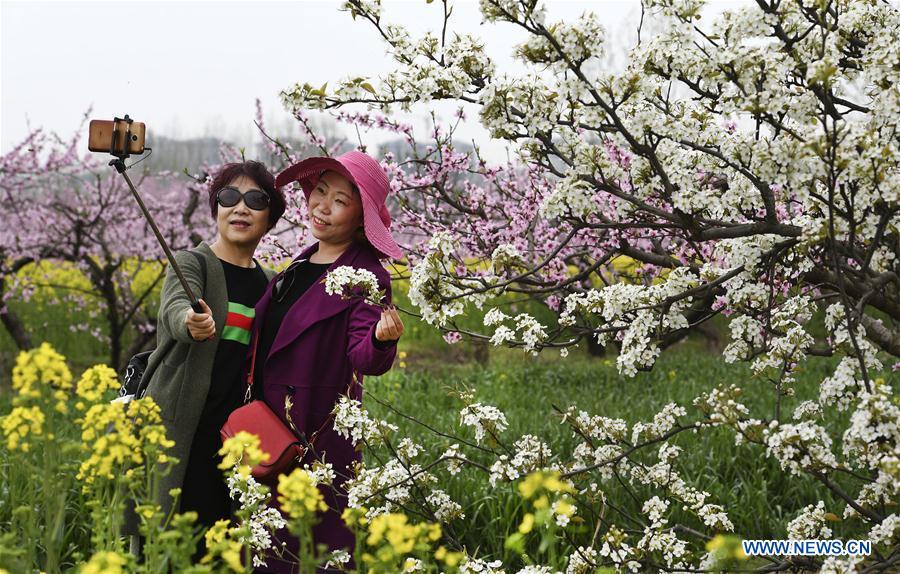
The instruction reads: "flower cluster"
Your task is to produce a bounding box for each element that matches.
[489,434,553,486]
[218,431,270,479]
[11,342,72,401]
[277,468,328,521]
[201,519,245,572]
[459,557,505,574]
[74,364,119,410]
[407,231,492,327]
[333,395,398,447]
[346,458,437,518]
[362,513,442,574]
[325,265,383,304]
[631,402,686,443]
[764,421,839,477]
[459,402,508,444]
[787,501,834,540]
[219,435,286,569]
[0,406,45,452]
[77,397,173,487]
[79,550,131,574]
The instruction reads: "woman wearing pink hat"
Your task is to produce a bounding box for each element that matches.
[247,150,404,573]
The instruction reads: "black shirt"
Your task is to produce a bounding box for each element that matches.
[180,257,267,528]
[203,258,269,425]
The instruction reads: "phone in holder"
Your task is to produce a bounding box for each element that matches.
[88,119,146,155]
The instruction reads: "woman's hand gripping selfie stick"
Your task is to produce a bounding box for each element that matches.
[92,115,204,315]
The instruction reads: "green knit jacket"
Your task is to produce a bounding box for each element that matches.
[131,241,275,527]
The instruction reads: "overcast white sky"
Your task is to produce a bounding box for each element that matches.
[1,1,743,160]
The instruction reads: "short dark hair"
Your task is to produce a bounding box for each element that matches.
[208,161,286,230]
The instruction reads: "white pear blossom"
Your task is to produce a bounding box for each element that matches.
[426,488,465,522]
[565,546,598,574]
[345,458,437,518]
[460,403,508,444]
[787,501,833,540]
[460,557,505,574]
[332,395,398,447]
[324,265,381,302]
[224,468,286,569]
[868,513,899,545]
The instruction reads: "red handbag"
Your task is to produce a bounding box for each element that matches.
[220,332,309,481]
[220,399,307,481]
[220,328,357,481]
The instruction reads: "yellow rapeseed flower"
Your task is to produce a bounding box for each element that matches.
[518,513,535,534]
[277,468,327,520]
[201,519,243,572]
[365,513,440,565]
[12,343,72,398]
[75,365,120,408]
[426,523,441,542]
[706,534,748,562]
[518,470,575,500]
[706,534,726,552]
[53,389,69,415]
[434,545,464,567]
[0,406,45,452]
[126,398,165,428]
[342,506,369,527]
[554,499,575,518]
[76,397,173,488]
[218,431,269,478]
[79,550,130,573]
[134,504,160,521]
[204,519,230,546]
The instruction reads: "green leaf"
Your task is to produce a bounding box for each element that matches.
[504,532,525,553]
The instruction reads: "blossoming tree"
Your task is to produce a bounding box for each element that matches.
[0,118,212,369]
[276,0,898,570]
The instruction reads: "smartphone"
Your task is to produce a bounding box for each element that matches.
[88,119,146,155]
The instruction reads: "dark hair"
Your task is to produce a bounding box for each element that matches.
[208,161,286,230]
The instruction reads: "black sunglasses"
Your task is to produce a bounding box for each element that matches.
[216,186,270,211]
[273,258,307,303]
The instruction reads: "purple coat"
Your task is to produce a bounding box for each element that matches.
[250,241,397,573]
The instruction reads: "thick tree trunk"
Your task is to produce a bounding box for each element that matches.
[0,305,32,351]
[0,257,35,351]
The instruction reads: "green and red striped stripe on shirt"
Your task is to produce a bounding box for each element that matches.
[221,301,255,345]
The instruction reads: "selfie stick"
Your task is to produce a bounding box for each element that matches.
[107,115,204,314]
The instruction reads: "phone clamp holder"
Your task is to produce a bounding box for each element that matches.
[108,115,136,174]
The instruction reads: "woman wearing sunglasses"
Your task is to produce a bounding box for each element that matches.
[139,160,286,546]
[249,151,404,573]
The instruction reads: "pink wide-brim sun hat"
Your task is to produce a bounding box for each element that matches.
[275,150,403,261]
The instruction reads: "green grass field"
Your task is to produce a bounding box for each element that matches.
[0,271,891,571]
[360,345,857,563]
